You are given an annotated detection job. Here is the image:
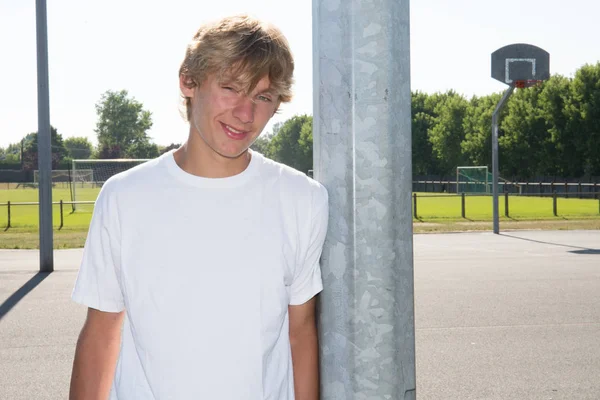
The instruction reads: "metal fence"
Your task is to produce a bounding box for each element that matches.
[2,185,600,230]
[1,200,94,229]
[413,180,600,197]
[412,192,600,220]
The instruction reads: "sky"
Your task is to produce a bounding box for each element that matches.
[1,0,599,148]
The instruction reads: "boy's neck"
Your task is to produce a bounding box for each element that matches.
[173,133,251,179]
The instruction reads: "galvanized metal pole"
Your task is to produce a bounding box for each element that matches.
[491,86,514,235]
[36,0,54,272]
[313,0,416,398]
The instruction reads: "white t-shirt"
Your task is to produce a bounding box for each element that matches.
[72,150,329,400]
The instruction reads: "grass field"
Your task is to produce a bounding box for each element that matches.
[0,187,599,249]
[0,184,98,229]
[414,193,599,220]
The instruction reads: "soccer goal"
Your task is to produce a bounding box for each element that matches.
[71,158,150,210]
[33,169,92,189]
[456,166,491,194]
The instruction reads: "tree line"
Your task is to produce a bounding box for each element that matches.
[257,62,600,180]
[413,62,600,179]
[251,115,314,175]
[0,90,177,170]
[2,62,599,179]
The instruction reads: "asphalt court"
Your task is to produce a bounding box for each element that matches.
[1,230,599,399]
[414,230,600,400]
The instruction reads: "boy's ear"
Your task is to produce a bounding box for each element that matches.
[180,75,196,98]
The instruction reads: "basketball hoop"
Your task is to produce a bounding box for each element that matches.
[514,79,543,89]
[491,43,550,234]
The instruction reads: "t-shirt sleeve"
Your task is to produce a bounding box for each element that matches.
[289,185,329,306]
[71,180,125,312]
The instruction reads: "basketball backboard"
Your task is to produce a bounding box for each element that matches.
[491,43,550,87]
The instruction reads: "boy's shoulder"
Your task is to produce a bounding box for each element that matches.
[96,154,168,197]
[253,151,328,205]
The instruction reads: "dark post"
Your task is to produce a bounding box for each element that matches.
[553,191,558,217]
[492,86,515,234]
[7,201,11,228]
[36,0,54,272]
[578,182,582,199]
[461,193,466,219]
[413,193,418,219]
[20,139,24,170]
[68,168,75,212]
[564,182,568,198]
[59,200,64,230]
[505,192,509,218]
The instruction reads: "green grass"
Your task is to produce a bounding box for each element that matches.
[0,187,598,249]
[0,228,89,249]
[413,193,600,221]
[0,184,98,229]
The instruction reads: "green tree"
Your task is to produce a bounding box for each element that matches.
[21,126,69,171]
[0,142,22,163]
[268,115,313,173]
[251,121,283,157]
[95,90,154,159]
[500,84,549,178]
[411,91,437,175]
[251,135,272,157]
[461,93,502,168]
[566,63,600,176]
[537,75,576,176]
[128,140,160,159]
[427,91,469,175]
[297,118,313,172]
[6,142,22,155]
[64,136,93,160]
[159,143,181,155]
[96,144,124,159]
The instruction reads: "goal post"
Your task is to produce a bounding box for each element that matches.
[456,166,491,194]
[72,158,150,211]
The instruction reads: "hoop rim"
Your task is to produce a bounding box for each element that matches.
[513,79,543,88]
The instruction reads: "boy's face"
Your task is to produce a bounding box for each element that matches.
[181,72,279,159]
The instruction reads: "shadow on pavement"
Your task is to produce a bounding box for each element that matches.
[501,233,599,254]
[569,249,600,255]
[0,272,51,320]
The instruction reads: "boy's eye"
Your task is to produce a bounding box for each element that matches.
[257,95,272,102]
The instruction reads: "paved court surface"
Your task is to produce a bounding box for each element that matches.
[1,230,599,399]
[414,230,600,400]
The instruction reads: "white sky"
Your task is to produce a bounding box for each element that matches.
[1,0,599,148]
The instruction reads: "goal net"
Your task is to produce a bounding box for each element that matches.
[456,166,491,193]
[71,158,150,211]
[33,169,92,189]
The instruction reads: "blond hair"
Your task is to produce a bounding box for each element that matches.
[179,15,295,120]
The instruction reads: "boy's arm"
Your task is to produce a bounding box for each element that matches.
[289,297,319,400]
[69,308,125,400]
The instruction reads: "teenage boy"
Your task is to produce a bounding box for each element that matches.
[69,14,328,400]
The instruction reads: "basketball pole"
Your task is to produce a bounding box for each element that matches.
[492,86,514,235]
[36,0,54,272]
